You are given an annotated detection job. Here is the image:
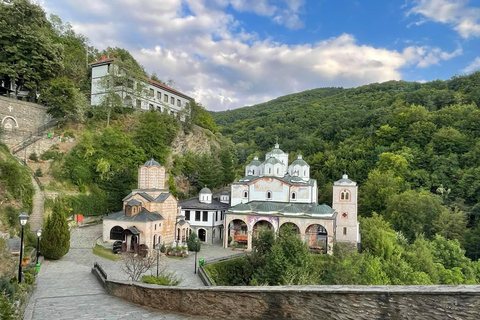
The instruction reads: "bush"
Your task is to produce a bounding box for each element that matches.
[41,198,70,259]
[40,147,60,161]
[187,232,201,252]
[0,278,14,299]
[34,168,43,177]
[29,153,38,162]
[141,273,182,286]
[204,257,253,285]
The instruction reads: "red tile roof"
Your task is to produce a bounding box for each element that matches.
[89,57,116,65]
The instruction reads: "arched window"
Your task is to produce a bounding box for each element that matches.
[243,191,248,198]
[276,168,279,174]
[110,226,124,240]
[291,192,296,200]
[266,191,272,199]
[340,190,350,201]
[269,168,272,174]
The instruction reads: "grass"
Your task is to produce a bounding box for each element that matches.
[92,244,119,261]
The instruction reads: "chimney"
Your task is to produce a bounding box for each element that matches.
[102,54,106,61]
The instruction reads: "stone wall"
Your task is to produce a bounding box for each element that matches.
[98,276,480,320]
[0,96,52,148]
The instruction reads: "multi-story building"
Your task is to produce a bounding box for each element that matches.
[178,188,229,244]
[89,56,193,120]
[224,144,360,254]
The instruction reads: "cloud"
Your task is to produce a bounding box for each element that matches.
[408,0,480,38]
[229,0,276,16]
[462,57,480,73]
[42,0,460,111]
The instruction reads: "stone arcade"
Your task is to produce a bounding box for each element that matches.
[103,159,190,253]
[223,144,360,254]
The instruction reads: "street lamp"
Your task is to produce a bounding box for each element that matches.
[194,237,199,274]
[36,229,42,264]
[18,212,29,283]
[155,243,161,277]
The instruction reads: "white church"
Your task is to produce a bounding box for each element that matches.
[224,144,360,254]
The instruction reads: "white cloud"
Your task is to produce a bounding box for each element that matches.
[408,0,480,38]
[229,0,276,16]
[462,57,480,73]
[42,0,461,111]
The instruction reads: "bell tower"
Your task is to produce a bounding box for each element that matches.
[332,174,359,248]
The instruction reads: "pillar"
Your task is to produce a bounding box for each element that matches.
[247,230,253,251]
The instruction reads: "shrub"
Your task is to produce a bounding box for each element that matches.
[0,278,14,299]
[41,198,70,259]
[187,232,201,252]
[29,153,38,162]
[141,273,182,286]
[34,168,43,177]
[40,147,60,161]
[204,257,253,285]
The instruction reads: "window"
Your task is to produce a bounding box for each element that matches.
[342,212,348,219]
[343,227,347,235]
[110,226,124,240]
[221,212,224,220]
[269,168,272,174]
[291,192,296,200]
[157,91,161,100]
[195,211,201,221]
[149,88,154,97]
[177,99,181,107]
[164,94,168,102]
[149,103,154,110]
[155,224,157,230]
[185,210,190,220]
[136,99,142,109]
[216,211,219,221]
[171,96,175,104]
[202,211,208,222]
[340,190,350,201]
[213,229,216,239]
[266,191,272,199]
[243,191,248,198]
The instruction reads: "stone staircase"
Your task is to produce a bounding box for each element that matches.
[29,175,44,231]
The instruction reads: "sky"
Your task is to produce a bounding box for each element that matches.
[40,0,480,111]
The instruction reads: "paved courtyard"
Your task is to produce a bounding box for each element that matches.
[24,224,243,319]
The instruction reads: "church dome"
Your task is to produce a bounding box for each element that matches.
[283,204,303,214]
[291,155,308,166]
[248,156,262,166]
[268,143,285,155]
[199,187,212,194]
[144,158,161,167]
[232,202,251,211]
[309,204,334,215]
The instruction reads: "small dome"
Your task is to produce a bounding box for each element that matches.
[232,202,251,211]
[199,187,212,194]
[264,157,282,165]
[283,205,303,214]
[248,157,262,166]
[269,143,285,154]
[309,204,334,215]
[126,199,142,206]
[257,202,278,212]
[291,155,308,166]
[144,158,161,167]
[221,190,229,195]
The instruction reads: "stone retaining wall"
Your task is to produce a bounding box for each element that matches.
[95,273,480,320]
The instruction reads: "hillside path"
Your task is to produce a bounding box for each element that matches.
[28,175,44,231]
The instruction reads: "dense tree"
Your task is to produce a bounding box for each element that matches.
[41,198,70,259]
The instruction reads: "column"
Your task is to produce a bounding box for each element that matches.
[247,230,253,251]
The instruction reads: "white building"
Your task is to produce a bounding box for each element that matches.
[178,188,229,244]
[89,56,193,119]
[224,144,360,254]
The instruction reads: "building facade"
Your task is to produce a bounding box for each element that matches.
[89,56,193,120]
[103,159,190,253]
[223,144,360,254]
[178,188,229,245]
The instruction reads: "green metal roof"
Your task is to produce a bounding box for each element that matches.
[231,202,251,211]
[309,204,335,215]
[257,202,278,212]
[264,157,283,165]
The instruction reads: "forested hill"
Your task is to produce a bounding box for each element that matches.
[213,73,480,260]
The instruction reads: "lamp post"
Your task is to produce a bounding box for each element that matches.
[36,229,42,264]
[18,212,29,283]
[194,238,199,274]
[155,243,161,277]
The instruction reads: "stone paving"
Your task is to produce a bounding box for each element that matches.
[24,224,244,319]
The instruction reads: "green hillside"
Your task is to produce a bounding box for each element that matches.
[213,73,480,261]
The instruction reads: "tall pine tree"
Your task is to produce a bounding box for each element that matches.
[41,198,70,260]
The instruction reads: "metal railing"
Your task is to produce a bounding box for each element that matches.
[11,119,58,154]
[93,262,108,280]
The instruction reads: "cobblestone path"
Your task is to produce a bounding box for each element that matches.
[24,225,200,320]
[28,175,44,231]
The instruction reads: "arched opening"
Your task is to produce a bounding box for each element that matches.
[2,116,18,131]
[305,224,327,254]
[253,220,273,238]
[291,192,296,200]
[130,235,138,251]
[229,219,248,247]
[110,226,124,241]
[177,228,181,241]
[243,191,248,198]
[340,190,350,201]
[198,228,207,242]
[279,222,300,236]
[266,191,272,199]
